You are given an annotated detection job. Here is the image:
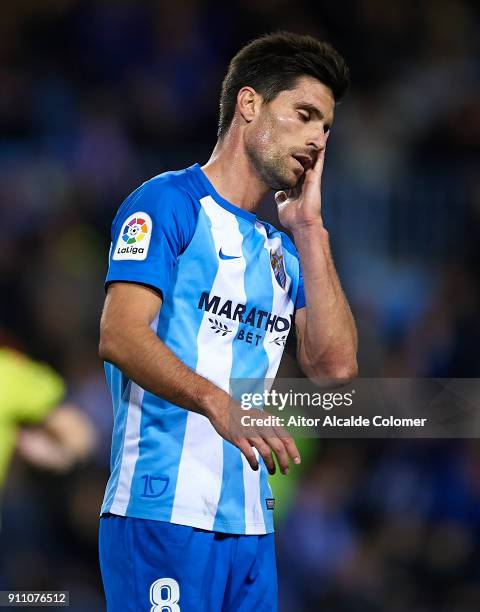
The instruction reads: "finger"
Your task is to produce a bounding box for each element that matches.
[304,142,326,179]
[235,438,259,471]
[309,147,326,179]
[272,423,301,464]
[249,437,276,474]
[278,432,301,465]
[302,154,325,200]
[265,437,290,474]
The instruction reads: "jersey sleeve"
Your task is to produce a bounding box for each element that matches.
[106,179,198,298]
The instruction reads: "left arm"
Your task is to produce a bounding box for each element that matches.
[292,223,357,380]
[277,147,358,381]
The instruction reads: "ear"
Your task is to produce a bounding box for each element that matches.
[236,86,260,125]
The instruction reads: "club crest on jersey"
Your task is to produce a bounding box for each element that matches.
[270,248,286,289]
[112,211,152,261]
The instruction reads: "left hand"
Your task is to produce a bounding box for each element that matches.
[275,141,327,232]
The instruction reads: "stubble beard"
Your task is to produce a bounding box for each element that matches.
[245,139,298,192]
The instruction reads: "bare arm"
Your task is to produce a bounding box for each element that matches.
[293,224,358,380]
[99,282,217,415]
[99,282,301,473]
[277,138,358,381]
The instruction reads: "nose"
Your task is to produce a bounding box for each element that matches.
[307,128,327,152]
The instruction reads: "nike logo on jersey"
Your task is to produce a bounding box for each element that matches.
[219,247,241,260]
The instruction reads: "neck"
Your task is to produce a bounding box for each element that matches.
[201,130,269,213]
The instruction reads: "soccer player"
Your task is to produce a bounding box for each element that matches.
[98,32,357,611]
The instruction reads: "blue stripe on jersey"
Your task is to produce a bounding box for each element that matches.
[102,366,131,512]
[213,440,246,532]
[259,456,274,532]
[124,207,219,520]
[280,232,304,309]
[282,246,302,315]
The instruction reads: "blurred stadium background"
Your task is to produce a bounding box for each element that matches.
[1,1,480,610]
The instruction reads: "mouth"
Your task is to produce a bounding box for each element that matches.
[291,154,313,172]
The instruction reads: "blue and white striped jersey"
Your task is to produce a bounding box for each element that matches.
[101,163,305,535]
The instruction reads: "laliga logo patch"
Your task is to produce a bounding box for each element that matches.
[113,212,152,261]
[270,247,286,289]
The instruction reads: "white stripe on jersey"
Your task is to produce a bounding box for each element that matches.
[170,196,247,530]
[110,381,144,513]
[241,450,264,534]
[240,224,294,533]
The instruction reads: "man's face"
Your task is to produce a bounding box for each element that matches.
[244,76,335,190]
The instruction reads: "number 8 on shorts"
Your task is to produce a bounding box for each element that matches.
[150,578,180,612]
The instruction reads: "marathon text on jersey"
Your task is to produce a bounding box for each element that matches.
[198,292,291,333]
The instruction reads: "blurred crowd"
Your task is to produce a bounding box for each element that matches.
[1,1,479,610]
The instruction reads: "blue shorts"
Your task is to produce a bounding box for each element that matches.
[99,514,278,612]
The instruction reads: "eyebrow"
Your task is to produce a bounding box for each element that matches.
[295,102,333,125]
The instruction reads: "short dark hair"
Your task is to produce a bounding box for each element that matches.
[218,31,350,139]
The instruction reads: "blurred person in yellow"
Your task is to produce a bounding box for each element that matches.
[0,347,65,488]
[0,347,96,493]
